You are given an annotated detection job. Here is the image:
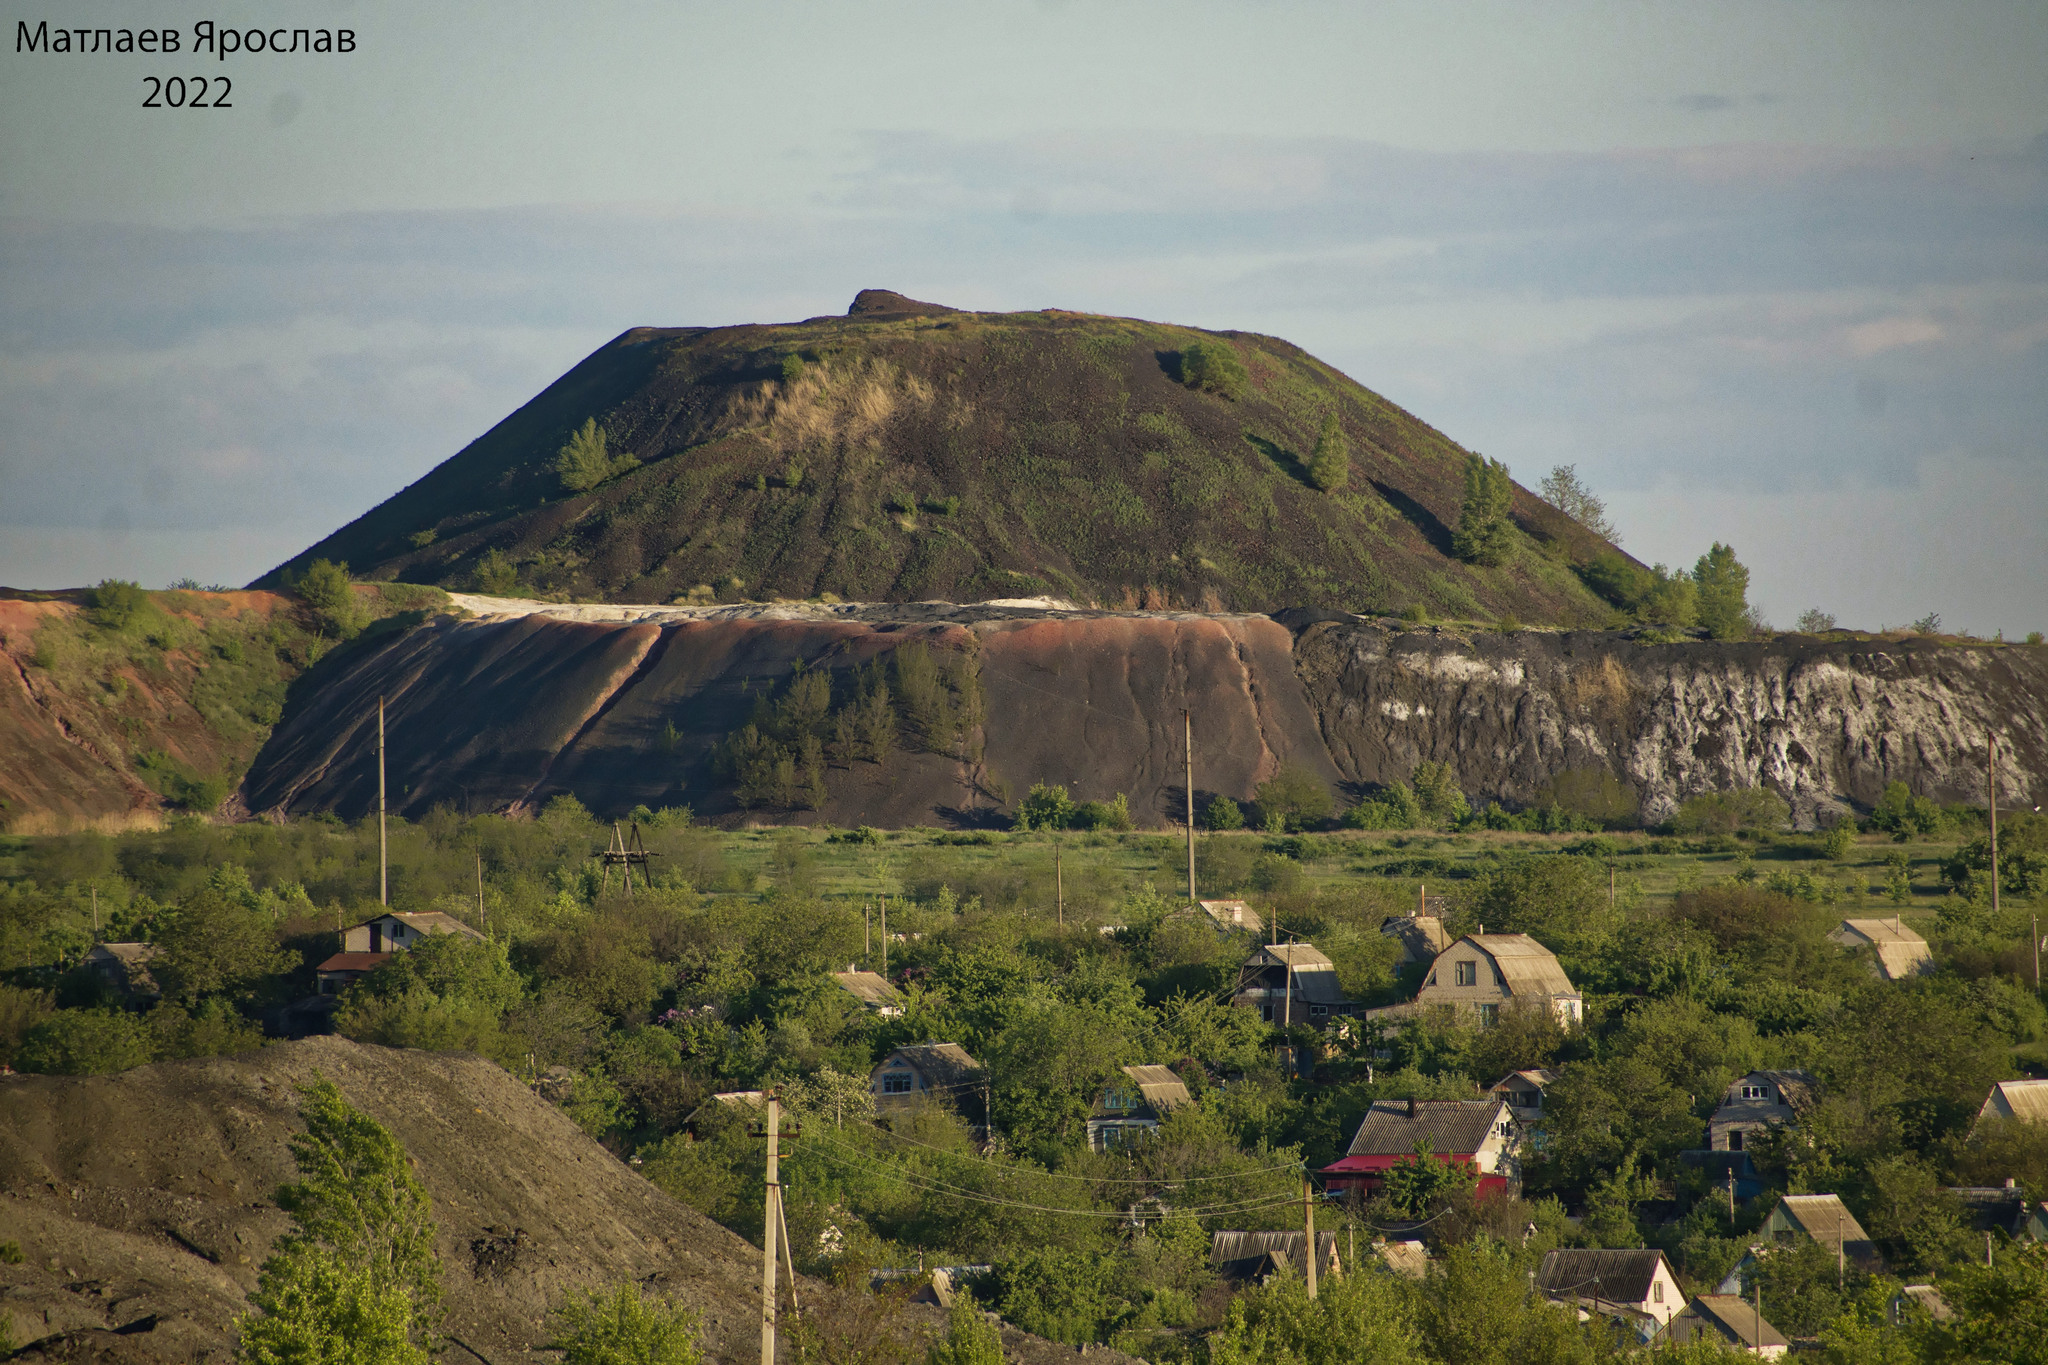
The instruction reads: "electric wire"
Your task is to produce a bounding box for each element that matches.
[827,1113,1308,1185]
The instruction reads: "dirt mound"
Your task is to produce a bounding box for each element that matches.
[0,1038,1121,1365]
[235,605,2048,829]
[257,302,1628,622]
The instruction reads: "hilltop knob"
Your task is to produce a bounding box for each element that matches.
[848,289,957,319]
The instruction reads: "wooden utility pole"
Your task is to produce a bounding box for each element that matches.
[1837,1207,1845,1288]
[1184,709,1196,906]
[475,847,486,928]
[1056,841,1064,928]
[1727,1167,1736,1225]
[880,897,888,977]
[90,884,99,938]
[1988,734,2000,917]
[864,902,872,960]
[761,1093,781,1365]
[1303,1177,1318,1300]
[377,695,388,906]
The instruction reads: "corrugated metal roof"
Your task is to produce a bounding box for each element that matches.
[1984,1079,2048,1124]
[1535,1249,1667,1304]
[832,970,905,1009]
[1776,1194,1881,1266]
[1251,943,1337,971]
[1199,900,1265,935]
[1209,1231,1339,1280]
[877,1043,982,1091]
[1381,916,1451,962]
[1120,1065,1193,1114]
[1337,1099,1510,1158]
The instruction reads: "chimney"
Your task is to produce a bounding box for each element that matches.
[1407,1097,1419,1118]
[2007,1177,2019,1189]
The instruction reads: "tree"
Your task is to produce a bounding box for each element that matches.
[1692,543,1752,640]
[1013,783,1076,832]
[235,1077,441,1365]
[15,1007,156,1074]
[1208,1265,1423,1365]
[1201,795,1245,831]
[555,418,638,493]
[1307,414,1349,492]
[1253,764,1332,832]
[549,1284,702,1365]
[154,881,298,1006]
[1409,761,1469,830]
[1179,340,1249,400]
[85,578,153,631]
[1452,454,1516,566]
[1539,464,1618,543]
[296,559,366,640]
[1796,608,1838,634]
[1916,1242,2048,1364]
[1382,1138,1480,1215]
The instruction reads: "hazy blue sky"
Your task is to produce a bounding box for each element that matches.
[2,0,2043,632]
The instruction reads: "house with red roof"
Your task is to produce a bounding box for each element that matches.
[1320,1097,1521,1198]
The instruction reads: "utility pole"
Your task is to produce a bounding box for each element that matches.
[1837,1207,1844,1289]
[90,883,99,939]
[864,902,872,960]
[1726,1167,1736,1225]
[1988,733,2000,917]
[378,695,388,907]
[1056,841,1064,928]
[880,897,888,978]
[1184,709,1196,906]
[761,1092,781,1365]
[475,846,485,928]
[1303,1176,1318,1301]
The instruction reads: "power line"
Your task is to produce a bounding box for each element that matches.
[838,1114,1306,1185]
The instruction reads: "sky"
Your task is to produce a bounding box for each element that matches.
[1,0,2044,634]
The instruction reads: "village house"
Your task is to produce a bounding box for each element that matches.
[1975,1077,2048,1128]
[1232,942,1354,1028]
[1380,913,1451,967]
[1411,934,1583,1026]
[1374,1239,1428,1279]
[870,1043,984,1119]
[83,942,160,998]
[1945,1179,2036,1237]
[1708,1071,1818,1153]
[1209,1231,1343,1285]
[1534,1249,1685,1329]
[831,967,905,1017]
[315,910,487,996]
[1487,1069,1557,1121]
[1890,1285,1953,1325]
[1828,917,1934,980]
[1716,1193,1885,1293]
[1195,899,1265,937]
[1087,1065,1193,1151]
[1320,1097,1521,1198]
[1660,1297,1788,1358]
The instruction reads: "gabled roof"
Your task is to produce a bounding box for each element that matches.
[1714,1070,1820,1120]
[1247,942,1336,972]
[1535,1249,1670,1304]
[1774,1194,1882,1267]
[1198,900,1265,935]
[831,969,905,1010]
[1381,915,1451,961]
[1118,1065,1193,1115]
[1944,1184,2031,1234]
[1831,919,1934,979]
[1337,1099,1510,1159]
[355,910,487,941]
[1982,1079,2048,1124]
[87,942,160,966]
[1464,934,1580,998]
[1376,1240,1428,1279]
[1896,1285,1953,1321]
[1489,1069,1558,1092]
[1672,1296,1787,1351]
[315,952,396,973]
[876,1043,982,1091]
[1239,942,1350,1005]
[1209,1231,1339,1281]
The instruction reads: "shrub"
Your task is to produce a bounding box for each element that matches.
[295,559,365,639]
[1200,796,1244,831]
[1343,782,1423,830]
[927,1295,1002,1365]
[16,1008,157,1074]
[1179,339,1248,400]
[1014,783,1076,832]
[1671,787,1789,836]
[1252,764,1332,832]
[1868,780,1945,841]
[1531,768,1638,828]
[555,418,639,493]
[2029,631,2044,645]
[549,1284,702,1365]
[1819,822,1854,861]
[1410,760,1470,830]
[1796,608,1837,633]
[85,578,152,631]
[471,549,521,596]
[1451,453,1515,566]
[1538,463,1617,541]
[1071,794,1133,832]
[779,354,807,384]
[1306,413,1348,492]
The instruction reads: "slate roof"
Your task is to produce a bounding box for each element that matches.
[1198,900,1265,935]
[1669,1296,1787,1351]
[1376,1240,1428,1279]
[1534,1249,1669,1304]
[1209,1231,1339,1282]
[1896,1285,1953,1322]
[831,969,905,1011]
[1118,1065,1193,1115]
[1831,918,1934,979]
[1381,915,1451,963]
[356,910,487,941]
[1944,1184,2032,1234]
[1467,934,1579,998]
[1489,1069,1558,1093]
[315,952,396,973]
[1339,1099,1510,1158]
[876,1043,982,1092]
[1981,1078,2048,1124]
[1774,1193,1882,1267]
[1713,1070,1820,1126]
[1239,943,1349,1005]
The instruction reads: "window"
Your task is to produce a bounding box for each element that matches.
[1310,1004,1329,1018]
[1261,1004,1273,1022]
[1728,1129,1745,1152]
[1454,961,1477,987]
[1653,1282,1664,1304]
[1478,1004,1499,1027]
[881,1072,914,1095]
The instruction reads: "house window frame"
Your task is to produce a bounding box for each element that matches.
[880,1072,915,1095]
[1454,960,1477,987]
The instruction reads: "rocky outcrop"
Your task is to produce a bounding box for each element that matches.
[238,601,2046,830]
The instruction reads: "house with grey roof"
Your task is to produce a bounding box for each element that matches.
[1708,1071,1818,1153]
[870,1043,984,1119]
[317,909,487,996]
[831,967,905,1016]
[1716,1193,1885,1294]
[1232,942,1353,1029]
[83,942,160,998]
[1087,1065,1193,1151]
[1487,1069,1557,1122]
[1661,1296,1788,1358]
[1380,914,1451,967]
[1829,917,1934,980]
[1944,1179,2034,1236]
[1975,1078,2048,1129]
[1195,899,1265,937]
[1209,1231,1342,1285]
[1411,934,1583,1026]
[1320,1097,1521,1198]
[1535,1248,1685,1329]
